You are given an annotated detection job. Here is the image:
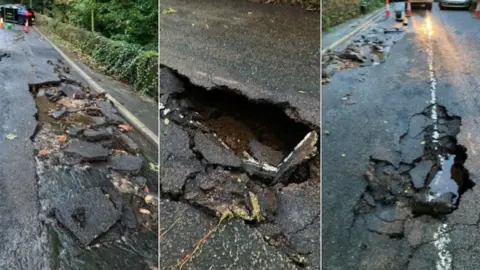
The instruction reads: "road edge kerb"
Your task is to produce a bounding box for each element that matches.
[33,26,159,148]
[321,8,385,55]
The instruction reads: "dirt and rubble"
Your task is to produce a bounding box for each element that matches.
[322,26,406,85]
[160,66,320,269]
[30,60,158,269]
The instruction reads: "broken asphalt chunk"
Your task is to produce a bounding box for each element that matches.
[273,131,318,185]
[95,99,124,124]
[64,141,109,161]
[66,125,85,137]
[193,132,242,168]
[160,159,202,197]
[115,132,140,153]
[249,139,284,166]
[160,68,185,95]
[108,155,144,174]
[160,122,194,166]
[411,192,457,216]
[50,107,67,119]
[89,116,107,127]
[54,187,121,246]
[57,83,85,98]
[410,160,434,189]
[83,128,111,141]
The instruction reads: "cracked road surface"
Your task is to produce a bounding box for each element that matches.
[160,1,320,269]
[0,26,157,269]
[323,4,480,270]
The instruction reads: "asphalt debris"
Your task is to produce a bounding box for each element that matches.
[30,60,158,268]
[159,67,320,268]
[322,26,405,84]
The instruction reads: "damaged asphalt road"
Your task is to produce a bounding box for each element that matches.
[160,1,320,268]
[159,67,320,269]
[0,26,157,269]
[160,0,320,127]
[324,5,480,270]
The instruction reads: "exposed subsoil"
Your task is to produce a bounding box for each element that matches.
[160,66,320,268]
[351,104,474,240]
[322,25,406,85]
[30,60,158,269]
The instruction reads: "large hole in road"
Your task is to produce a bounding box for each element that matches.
[360,105,474,219]
[160,67,320,268]
[179,86,311,156]
[161,67,315,163]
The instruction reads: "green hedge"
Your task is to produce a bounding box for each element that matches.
[36,14,158,99]
[323,0,383,30]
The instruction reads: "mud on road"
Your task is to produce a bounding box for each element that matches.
[160,66,320,269]
[30,60,158,269]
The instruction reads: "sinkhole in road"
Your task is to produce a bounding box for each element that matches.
[362,106,475,217]
[161,69,314,162]
[160,67,320,268]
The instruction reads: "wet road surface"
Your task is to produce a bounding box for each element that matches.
[0,25,157,269]
[323,3,480,270]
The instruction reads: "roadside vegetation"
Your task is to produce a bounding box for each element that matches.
[322,0,383,30]
[0,0,158,99]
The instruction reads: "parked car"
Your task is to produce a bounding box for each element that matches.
[410,0,434,10]
[439,0,472,10]
[0,4,35,25]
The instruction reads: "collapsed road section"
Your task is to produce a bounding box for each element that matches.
[30,60,158,269]
[353,104,473,241]
[160,67,320,269]
[322,25,406,84]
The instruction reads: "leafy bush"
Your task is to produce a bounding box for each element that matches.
[37,14,158,99]
[322,0,382,30]
[29,0,157,50]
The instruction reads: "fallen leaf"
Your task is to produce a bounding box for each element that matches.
[39,150,49,155]
[145,195,154,204]
[248,11,252,15]
[105,194,111,199]
[57,97,86,109]
[5,133,17,140]
[149,162,159,172]
[249,192,263,222]
[164,118,170,125]
[139,208,151,215]
[205,24,209,29]
[162,8,176,14]
[231,205,253,221]
[112,149,128,156]
[299,90,306,94]
[56,135,67,144]
[118,124,133,132]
